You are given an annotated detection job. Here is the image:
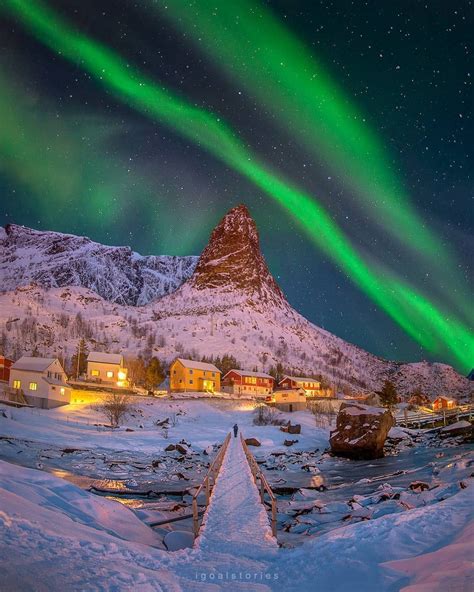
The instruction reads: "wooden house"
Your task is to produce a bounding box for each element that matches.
[279,375,321,396]
[0,355,13,382]
[222,369,274,397]
[169,358,221,393]
[273,389,307,412]
[433,396,456,411]
[9,356,71,408]
[86,352,128,386]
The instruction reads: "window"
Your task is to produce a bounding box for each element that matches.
[211,372,215,377]
[189,369,193,374]
[29,382,38,391]
[47,371,52,378]
[13,379,21,389]
[189,379,193,384]
[91,369,99,377]
[173,369,177,374]
[106,371,114,378]
[60,388,65,396]
[51,386,56,391]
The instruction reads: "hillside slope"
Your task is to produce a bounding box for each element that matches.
[0,224,197,305]
[0,207,471,399]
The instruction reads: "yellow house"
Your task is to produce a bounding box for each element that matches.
[169,358,221,393]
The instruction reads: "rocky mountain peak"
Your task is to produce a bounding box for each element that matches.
[188,204,286,305]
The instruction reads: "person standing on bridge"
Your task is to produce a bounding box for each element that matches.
[233,423,238,438]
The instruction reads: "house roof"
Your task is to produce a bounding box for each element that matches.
[279,375,320,385]
[223,369,274,380]
[87,352,123,365]
[434,396,454,402]
[11,356,57,372]
[42,376,69,387]
[174,358,221,373]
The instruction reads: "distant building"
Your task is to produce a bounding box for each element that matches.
[222,369,275,397]
[273,389,307,412]
[9,356,71,408]
[279,375,321,396]
[0,355,13,382]
[86,352,128,386]
[169,358,221,393]
[433,396,456,411]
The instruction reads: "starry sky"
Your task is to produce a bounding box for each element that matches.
[0,0,472,372]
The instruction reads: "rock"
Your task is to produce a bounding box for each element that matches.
[163,530,194,551]
[279,425,289,433]
[284,439,298,446]
[245,438,261,447]
[409,481,430,492]
[125,428,134,432]
[440,420,472,437]
[203,445,213,456]
[165,444,176,452]
[329,402,395,460]
[152,459,161,468]
[288,423,301,435]
[175,443,189,455]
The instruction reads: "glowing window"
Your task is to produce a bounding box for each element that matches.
[106,371,114,378]
[91,369,100,376]
[13,380,21,389]
[29,382,38,391]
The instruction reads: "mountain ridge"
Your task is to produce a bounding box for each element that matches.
[0,209,472,399]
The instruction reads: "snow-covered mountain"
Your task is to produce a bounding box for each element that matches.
[0,207,472,399]
[0,224,197,305]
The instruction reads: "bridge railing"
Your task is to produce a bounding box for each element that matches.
[192,432,231,538]
[240,433,277,538]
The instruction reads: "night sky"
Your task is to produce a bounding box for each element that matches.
[0,1,472,372]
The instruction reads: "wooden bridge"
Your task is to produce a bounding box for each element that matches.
[191,431,278,553]
[395,404,474,429]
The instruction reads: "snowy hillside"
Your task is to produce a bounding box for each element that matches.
[0,207,472,398]
[0,224,197,305]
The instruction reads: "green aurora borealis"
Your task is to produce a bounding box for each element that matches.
[1,0,472,371]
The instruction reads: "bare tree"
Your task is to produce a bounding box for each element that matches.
[95,393,133,428]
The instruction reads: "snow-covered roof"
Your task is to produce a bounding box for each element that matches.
[223,369,274,380]
[279,375,320,384]
[434,395,454,401]
[12,356,57,372]
[87,352,123,365]
[175,358,221,373]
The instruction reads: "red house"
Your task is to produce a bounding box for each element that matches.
[0,356,13,382]
[278,375,321,396]
[433,396,456,411]
[222,369,275,397]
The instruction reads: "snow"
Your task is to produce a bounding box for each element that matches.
[0,397,472,590]
[383,521,474,591]
[441,420,471,432]
[11,356,57,371]
[342,404,387,416]
[196,435,278,555]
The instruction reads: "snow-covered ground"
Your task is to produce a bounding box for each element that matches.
[0,398,473,591]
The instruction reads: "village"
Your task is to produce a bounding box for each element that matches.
[0,348,468,425]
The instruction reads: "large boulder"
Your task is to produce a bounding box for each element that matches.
[245,438,261,447]
[330,402,395,459]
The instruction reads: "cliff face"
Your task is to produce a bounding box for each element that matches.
[0,224,197,305]
[188,204,285,306]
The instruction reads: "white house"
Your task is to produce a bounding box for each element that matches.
[273,389,307,412]
[86,352,128,386]
[9,356,71,408]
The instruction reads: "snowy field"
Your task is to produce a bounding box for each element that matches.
[0,398,473,591]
